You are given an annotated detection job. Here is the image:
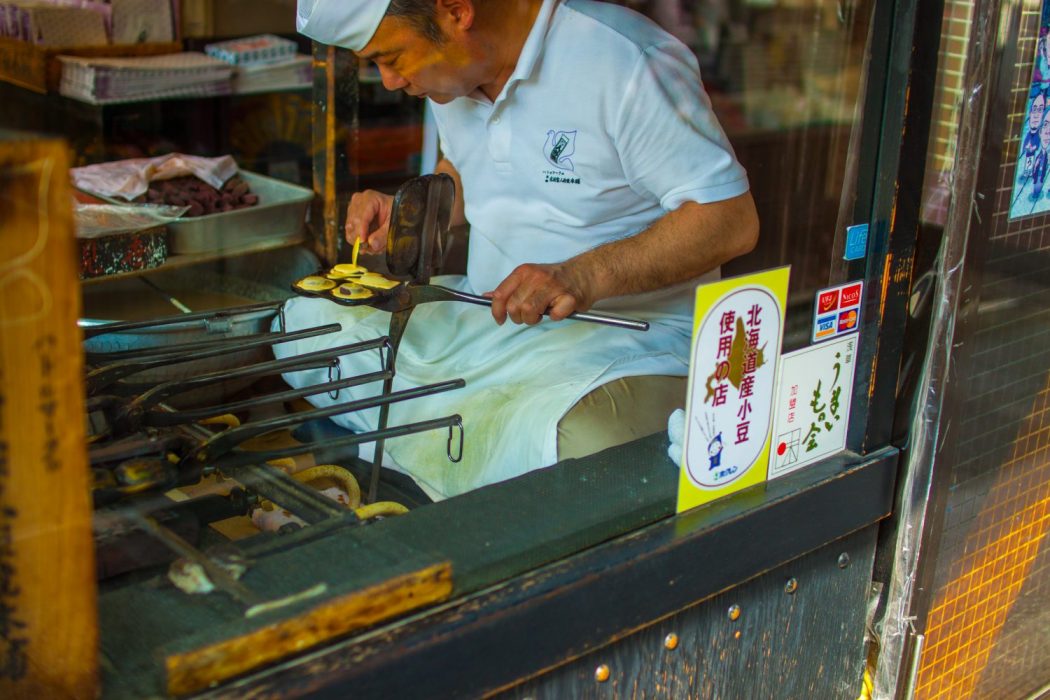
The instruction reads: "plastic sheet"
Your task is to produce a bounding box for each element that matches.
[74,202,186,239]
[870,26,995,698]
[70,153,239,201]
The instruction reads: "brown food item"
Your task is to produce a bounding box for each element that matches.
[132,174,260,217]
[328,263,367,279]
[330,283,374,301]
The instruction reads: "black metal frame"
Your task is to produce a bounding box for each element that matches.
[846,0,946,454]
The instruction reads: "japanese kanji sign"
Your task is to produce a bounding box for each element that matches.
[677,267,789,513]
[767,334,858,479]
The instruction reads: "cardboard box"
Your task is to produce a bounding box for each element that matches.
[181,0,295,39]
[110,0,174,43]
[2,1,108,46]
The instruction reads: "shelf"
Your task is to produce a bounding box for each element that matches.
[81,235,306,285]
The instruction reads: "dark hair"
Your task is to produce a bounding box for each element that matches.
[386,0,446,44]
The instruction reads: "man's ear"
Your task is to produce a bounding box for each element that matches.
[436,0,475,33]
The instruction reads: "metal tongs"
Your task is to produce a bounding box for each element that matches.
[349,175,649,502]
[372,173,650,333]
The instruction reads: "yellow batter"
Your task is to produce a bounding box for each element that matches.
[294,276,337,293]
[354,272,401,290]
[328,263,367,279]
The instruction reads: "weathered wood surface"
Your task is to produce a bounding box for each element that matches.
[0,138,98,699]
[165,561,453,697]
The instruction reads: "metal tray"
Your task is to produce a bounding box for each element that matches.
[86,170,315,255]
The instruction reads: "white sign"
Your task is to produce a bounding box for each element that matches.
[768,334,858,479]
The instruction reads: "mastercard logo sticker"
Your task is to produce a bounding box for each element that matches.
[837,309,859,332]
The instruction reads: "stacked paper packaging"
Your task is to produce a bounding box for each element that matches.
[231,54,311,94]
[204,34,310,94]
[204,34,297,65]
[59,52,233,105]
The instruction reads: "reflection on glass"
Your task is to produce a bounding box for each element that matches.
[623,0,873,311]
[0,1,880,695]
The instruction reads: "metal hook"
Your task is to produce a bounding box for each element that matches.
[447,416,464,463]
[327,360,342,400]
[379,337,395,373]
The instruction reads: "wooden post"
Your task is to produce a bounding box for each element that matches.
[0,138,98,699]
[310,42,358,266]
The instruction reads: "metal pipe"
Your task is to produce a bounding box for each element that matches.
[80,300,284,339]
[213,414,464,473]
[86,322,343,395]
[186,379,466,466]
[126,336,392,412]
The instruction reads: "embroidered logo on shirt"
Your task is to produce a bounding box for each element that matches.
[544,129,576,171]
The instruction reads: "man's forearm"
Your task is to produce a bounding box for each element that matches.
[434,158,467,228]
[487,191,759,325]
[563,192,759,304]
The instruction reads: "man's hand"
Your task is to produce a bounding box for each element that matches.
[345,190,394,252]
[486,262,592,325]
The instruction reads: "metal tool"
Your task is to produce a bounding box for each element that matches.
[364,173,649,332]
[370,282,650,331]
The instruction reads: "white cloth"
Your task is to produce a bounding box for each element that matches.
[430,0,749,318]
[296,0,391,51]
[276,277,692,501]
[667,408,686,466]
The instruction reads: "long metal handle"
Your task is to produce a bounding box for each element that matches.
[423,285,650,331]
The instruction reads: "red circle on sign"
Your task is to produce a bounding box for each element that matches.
[777,442,787,456]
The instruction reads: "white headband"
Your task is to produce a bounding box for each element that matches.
[297,0,394,51]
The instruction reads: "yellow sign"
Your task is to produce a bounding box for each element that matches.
[677,266,790,513]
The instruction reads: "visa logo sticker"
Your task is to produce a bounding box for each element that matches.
[813,280,863,344]
[815,314,837,339]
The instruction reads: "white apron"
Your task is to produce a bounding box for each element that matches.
[275,275,692,501]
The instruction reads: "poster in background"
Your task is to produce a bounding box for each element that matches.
[677,267,789,514]
[768,334,858,479]
[1010,0,1050,219]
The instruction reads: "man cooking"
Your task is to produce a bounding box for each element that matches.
[281,0,758,501]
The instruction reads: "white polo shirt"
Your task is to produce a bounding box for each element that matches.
[430,0,749,319]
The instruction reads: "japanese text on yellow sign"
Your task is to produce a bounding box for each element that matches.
[677,267,789,513]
